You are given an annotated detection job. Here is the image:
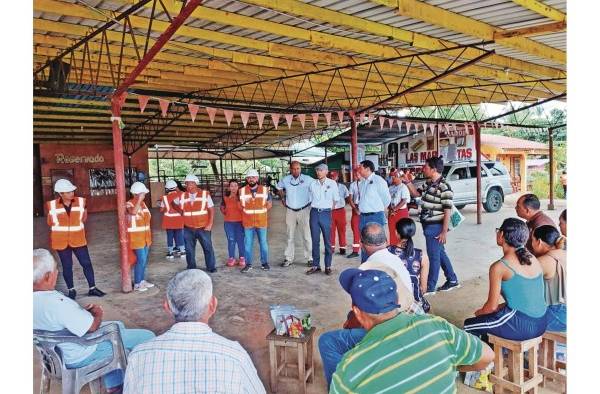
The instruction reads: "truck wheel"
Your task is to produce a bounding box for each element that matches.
[483,189,503,213]
[454,205,466,210]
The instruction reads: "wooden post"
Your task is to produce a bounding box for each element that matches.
[548,128,555,210]
[475,122,482,224]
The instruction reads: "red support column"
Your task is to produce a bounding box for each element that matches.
[110,0,203,292]
[350,115,358,181]
[475,122,482,224]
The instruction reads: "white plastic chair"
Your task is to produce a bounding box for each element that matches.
[33,322,127,394]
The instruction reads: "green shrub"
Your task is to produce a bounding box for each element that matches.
[529,171,565,199]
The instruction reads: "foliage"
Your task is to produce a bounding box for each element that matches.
[529,171,565,199]
[148,158,287,181]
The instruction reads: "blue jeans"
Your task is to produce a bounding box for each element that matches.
[244,227,268,266]
[165,228,184,252]
[546,304,566,332]
[66,321,155,389]
[318,329,367,388]
[310,208,333,268]
[56,245,96,289]
[423,223,458,291]
[359,212,386,263]
[184,227,217,270]
[132,246,149,285]
[224,221,245,259]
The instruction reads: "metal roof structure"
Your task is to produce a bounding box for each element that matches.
[33,0,566,155]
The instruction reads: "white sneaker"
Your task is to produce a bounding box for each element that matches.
[141,280,155,289]
[134,284,148,292]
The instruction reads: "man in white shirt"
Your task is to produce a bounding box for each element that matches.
[387,170,411,245]
[347,167,362,259]
[306,164,340,276]
[357,160,392,262]
[277,161,315,267]
[33,249,155,393]
[328,170,350,255]
[124,269,265,394]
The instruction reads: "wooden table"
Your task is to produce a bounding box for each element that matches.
[266,327,316,394]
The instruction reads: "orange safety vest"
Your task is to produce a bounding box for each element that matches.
[46,197,87,250]
[160,191,184,229]
[222,194,243,222]
[240,185,269,228]
[180,190,210,228]
[127,199,152,250]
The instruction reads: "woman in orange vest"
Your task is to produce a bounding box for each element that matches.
[46,179,105,300]
[160,180,185,259]
[219,179,246,267]
[127,182,154,292]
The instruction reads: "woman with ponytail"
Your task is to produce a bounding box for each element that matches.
[532,225,567,332]
[388,218,431,313]
[463,218,547,341]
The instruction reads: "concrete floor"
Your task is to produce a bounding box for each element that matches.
[33,193,565,393]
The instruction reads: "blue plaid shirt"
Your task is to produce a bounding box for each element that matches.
[124,322,265,394]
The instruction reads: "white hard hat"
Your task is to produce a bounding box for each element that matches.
[54,179,77,193]
[184,174,199,184]
[165,180,178,189]
[246,169,259,178]
[130,181,149,195]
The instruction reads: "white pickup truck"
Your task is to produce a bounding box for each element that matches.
[412,160,514,213]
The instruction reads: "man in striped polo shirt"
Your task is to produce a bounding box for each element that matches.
[404,156,460,294]
[329,268,493,394]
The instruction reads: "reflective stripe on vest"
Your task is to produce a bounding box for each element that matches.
[240,186,268,214]
[181,190,208,215]
[162,195,181,217]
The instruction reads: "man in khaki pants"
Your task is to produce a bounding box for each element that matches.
[277,161,315,267]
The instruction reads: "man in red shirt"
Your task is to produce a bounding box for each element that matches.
[515,193,557,253]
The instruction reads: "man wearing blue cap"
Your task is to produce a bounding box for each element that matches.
[323,268,494,393]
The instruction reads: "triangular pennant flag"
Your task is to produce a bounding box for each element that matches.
[367,113,375,126]
[137,95,149,113]
[256,112,265,129]
[240,111,250,128]
[223,109,234,127]
[206,107,217,125]
[337,111,344,123]
[396,119,403,132]
[359,112,366,123]
[158,99,170,117]
[324,112,332,126]
[406,122,413,133]
[285,113,294,129]
[297,114,306,129]
[387,117,394,129]
[188,103,199,122]
[271,113,280,129]
[311,113,320,128]
[379,116,385,130]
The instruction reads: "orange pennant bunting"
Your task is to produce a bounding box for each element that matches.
[240,111,250,128]
[285,114,294,129]
[256,112,265,129]
[324,112,332,126]
[271,113,280,130]
[311,113,319,128]
[137,95,149,113]
[223,109,234,126]
[158,99,170,117]
[297,113,306,129]
[206,107,217,125]
[188,104,199,122]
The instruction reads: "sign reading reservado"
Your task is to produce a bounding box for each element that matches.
[55,153,105,164]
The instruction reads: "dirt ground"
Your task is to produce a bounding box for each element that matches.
[33,193,565,393]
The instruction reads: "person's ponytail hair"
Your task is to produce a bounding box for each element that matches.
[499,218,533,265]
[533,225,565,250]
[395,218,417,257]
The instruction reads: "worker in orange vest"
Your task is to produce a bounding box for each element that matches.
[220,179,246,267]
[346,167,362,259]
[239,169,272,273]
[180,174,217,272]
[46,179,106,300]
[127,182,154,293]
[159,180,185,260]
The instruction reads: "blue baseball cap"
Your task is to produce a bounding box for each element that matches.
[339,269,401,314]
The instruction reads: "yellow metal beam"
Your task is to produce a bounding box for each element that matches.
[493,21,566,40]
[241,0,564,84]
[511,0,566,22]
[375,0,565,64]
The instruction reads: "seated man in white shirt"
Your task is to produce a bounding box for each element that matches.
[33,249,155,393]
[124,269,266,394]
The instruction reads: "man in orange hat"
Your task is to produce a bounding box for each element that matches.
[328,170,350,255]
[346,166,362,258]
